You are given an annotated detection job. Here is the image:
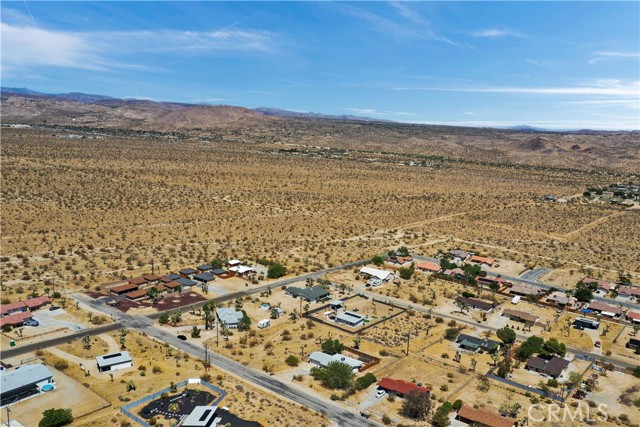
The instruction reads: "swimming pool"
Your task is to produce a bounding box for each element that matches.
[41,384,54,392]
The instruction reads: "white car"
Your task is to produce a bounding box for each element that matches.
[375,389,386,398]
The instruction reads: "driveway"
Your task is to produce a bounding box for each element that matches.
[521,268,550,282]
[358,385,384,411]
[33,309,87,332]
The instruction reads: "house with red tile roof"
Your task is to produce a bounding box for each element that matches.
[0,311,34,329]
[626,311,640,323]
[587,301,622,317]
[0,301,28,317]
[110,283,140,295]
[23,296,51,311]
[415,261,441,273]
[377,377,430,398]
[469,255,497,266]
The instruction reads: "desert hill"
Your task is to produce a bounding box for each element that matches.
[1,90,638,171]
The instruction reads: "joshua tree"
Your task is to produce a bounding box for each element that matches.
[470,358,477,371]
[82,335,91,350]
[119,327,128,349]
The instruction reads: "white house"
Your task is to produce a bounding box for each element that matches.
[360,266,395,282]
[335,311,365,327]
[0,364,54,406]
[96,351,133,373]
[181,406,222,427]
[229,265,254,277]
[308,351,363,372]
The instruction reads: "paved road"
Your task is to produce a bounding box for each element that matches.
[413,255,640,310]
[355,288,638,370]
[521,268,551,281]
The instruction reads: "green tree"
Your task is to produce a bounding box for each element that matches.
[399,264,415,280]
[82,335,91,350]
[310,361,355,390]
[210,258,224,269]
[191,326,201,338]
[267,263,287,279]
[354,372,377,390]
[445,328,460,340]
[285,355,300,367]
[321,339,344,355]
[516,336,545,360]
[39,408,73,427]
[574,287,593,302]
[146,286,159,304]
[371,255,385,266]
[270,307,280,319]
[497,327,517,345]
[633,366,640,378]
[543,338,567,357]
[158,312,169,325]
[400,390,431,420]
[238,311,252,331]
[170,309,182,326]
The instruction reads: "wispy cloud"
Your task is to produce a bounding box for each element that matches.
[332,3,463,47]
[389,1,426,24]
[470,28,527,38]
[0,17,280,74]
[589,51,640,65]
[393,79,640,96]
[347,108,415,116]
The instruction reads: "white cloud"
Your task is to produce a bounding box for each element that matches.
[470,28,527,38]
[589,51,640,65]
[393,79,640,96]
[389,1,425,24]
[347,108,415,116]
[0,20,280,74]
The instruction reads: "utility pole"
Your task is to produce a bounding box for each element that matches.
[406,331,411,356]
[204,342,209,372]
[151,258,155,274]
[6,406,11,427]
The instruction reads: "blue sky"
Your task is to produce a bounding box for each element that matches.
[1,1,639,129]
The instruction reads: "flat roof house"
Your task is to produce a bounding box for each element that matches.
[96,351,133,372]
[176,278,198,288]
[181,406,222,427]
[525,355,570,378]
[196,264,213,272]
[0,364,53,406]
[161,273,181,283]
[335,311,365,328]
[194,272,216,284]
[456,405,516,427]
[286,286,330,303]
[179,268,198,278]
[626,338,640,351]
[216,308,243,328]
[308,351,363,372]
[229,265,254,276]
[377,377,430,398]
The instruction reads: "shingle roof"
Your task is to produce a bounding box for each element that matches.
[457,405,516,427]
[194,272,215,282]
[378,377,431,395]
[502,308,539,323]
[287,286,330,301]
[525,355,570,377]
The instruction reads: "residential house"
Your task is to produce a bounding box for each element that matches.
[508,283,543,297]
[196,264,213,273]
[125,288,148,301]
[443,268,466,280]
[469,255,497,267]
[377,377,430,398]
[616,286,640,302]
[626,338,640,351]
[229,265,254,277]
[360,266,395,282]
[456,334,501,353]
[546,291,577,309]
[163,281,183,293]
[0,300,28,317]
[582,277,615,296]
[387,256,413,266]
[587,301,623,317]
[449,250,471,262]
[211,268,228,276]
[328,300,344,310]
[161,273,181,283]
[626,311,640,323]
[455,296,495,312]
[179,268,198,278]
[0,311,35,329]
[286,286,330,303]
[308,351,363,372]
[227,259,242,267]
[456,405,517,427]
[128,276,148,286]
[415,261,441,273]
[176,278,198,289]
[110,283,139,295]
[216,308,243,329]
[193,272,216,284]
[96,351,133,372]
[334,311,365,328]
[0,364,54,406]
[142,274,161,284]
[181,406,222,427]
[477,276,506,287]
[502,308,539,324]
[525,355,570,378]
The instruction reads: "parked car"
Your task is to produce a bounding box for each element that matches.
[24,318,39,327]
[594,340,601,348]
[177,335,187,341]
[375,389,386,398]
[49,306,61,311]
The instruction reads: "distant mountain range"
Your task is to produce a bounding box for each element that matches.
[254,107,389,122]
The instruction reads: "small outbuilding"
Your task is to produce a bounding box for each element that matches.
[181,406,222,427]
[96,351,133,372]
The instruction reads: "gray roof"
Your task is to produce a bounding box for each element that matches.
[216,308,243,325]
[193,272,215,282]
[335,311,365,325]
[196,264,212,271]
[526,356,570,377]
[0,364,53,393]
[176,278,197,287]
[456,334,500,350]
[182,406,219,427]
[96,351,132,368]
[287,286,330,301]
[308,351,363,369]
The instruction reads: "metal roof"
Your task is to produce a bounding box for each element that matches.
[216,308,243,325]
[96,351,132,368]
[0,364,53,394]
[308,351,363,369]
[182,406,219,427]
